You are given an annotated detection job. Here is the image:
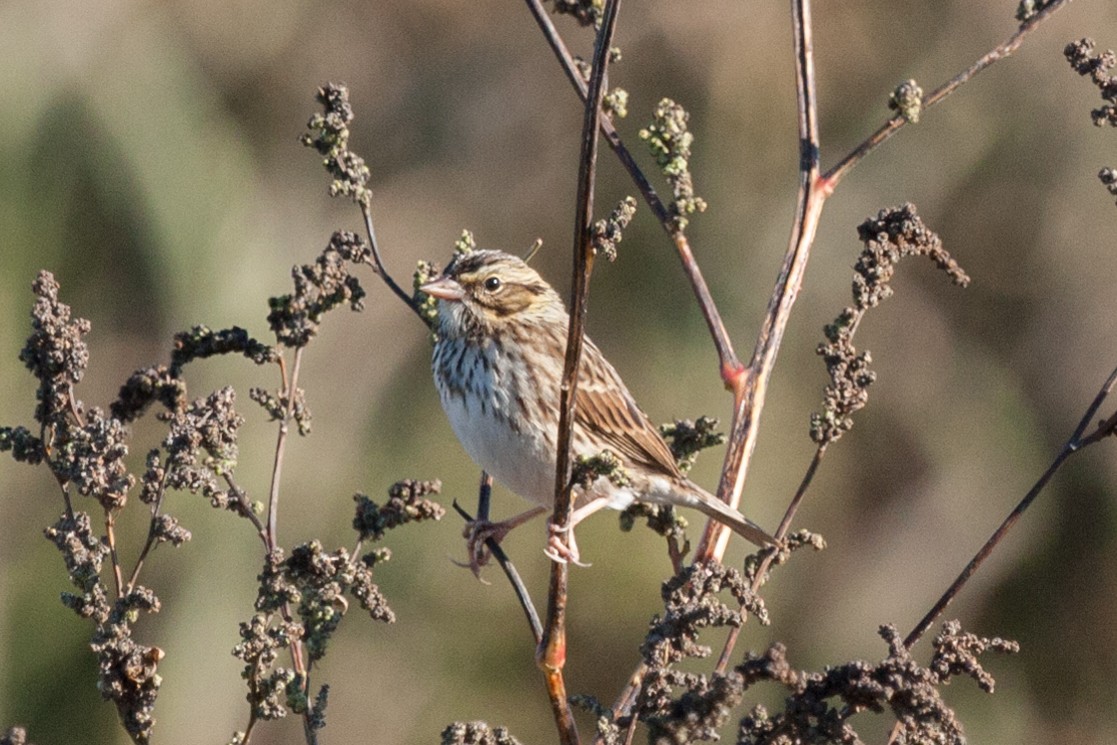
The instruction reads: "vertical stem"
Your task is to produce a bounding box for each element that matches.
[266,347,304,549]
[695,0,825,562]
[539,4,622,744]
[103,509,124,598]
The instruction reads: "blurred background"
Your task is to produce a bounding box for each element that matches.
[2,1,1116,743]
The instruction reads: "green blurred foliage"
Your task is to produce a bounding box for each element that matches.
[2,1,1117,743]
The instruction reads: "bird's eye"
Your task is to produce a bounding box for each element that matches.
[483,276,503,292]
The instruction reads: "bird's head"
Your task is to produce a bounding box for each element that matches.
[420,250,565,338]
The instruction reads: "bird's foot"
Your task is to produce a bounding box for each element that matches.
[455,505,548,580]
[454,519,513,581]
[543,520,591,567]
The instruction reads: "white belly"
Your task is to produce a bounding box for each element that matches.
[434,333,638,511]
[440,387,557,505]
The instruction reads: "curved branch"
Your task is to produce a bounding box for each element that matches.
[359,202,425,320]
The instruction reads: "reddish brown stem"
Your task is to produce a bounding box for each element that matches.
[695,0,825,564]
[539,4,622,743]
[714,445,826,674]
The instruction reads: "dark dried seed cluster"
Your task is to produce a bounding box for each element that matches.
[1,727,32,745]
[43,515,164,743]
[299,83,372,207]
[111,366,186,423]
[19,271,90,428]
[889,79,924,123]
[353,479,445,544]
[113,327,272,423]
[1017,0,1057,23]
[249,386,311,436]
[1064,38,1117,127]
[661,416,726,474]
[232,611,302,722]
[637,564,767,732]
[163,388,242,480]
[91,592,164,745]
[742,530,826,592]
[267,230,370,348]
[440,721,524,745]
[134,387,258,527]
[0,426,43,464]
[569,695,624,745]
[573,449,631,490]
[853,204,969,309]
[258,542,395,661]
[735,622,1017,745]
[235,539,397,723]
[172,326,275,374]
[54,410,136,511]
[44,512,111,622]
[810,310,876,448]
[621,536,824,741]
[591,196,637,262]
[1100,167,1117,205]
[811,204,969,446]
[619,502,688,548]
[546,0,600,27]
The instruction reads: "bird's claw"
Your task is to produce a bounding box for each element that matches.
[456,519,512,581]
[544,521,591,567]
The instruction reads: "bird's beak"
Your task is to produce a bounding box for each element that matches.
[419,276,465,301]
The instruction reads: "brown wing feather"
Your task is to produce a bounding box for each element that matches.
[574,338,682,478]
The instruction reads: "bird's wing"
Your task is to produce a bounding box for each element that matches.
[574,338,683,478]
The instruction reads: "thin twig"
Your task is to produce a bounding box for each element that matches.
[706,0,1080,673]
[243,713,257,745]
[266,347,304,549]
[596,1,824,730]
[539,5,622,744]
[902,363,1117,648]
[452,500,544,645]
[103,509,125,598]
[127,468,172,593]
[823,0,1074,190]
[224,472,269,545]
[302,679,319,745]
[360,202,424,319]
[262,347,311,689]
[883,364,1117,745]
[714,445,826,674]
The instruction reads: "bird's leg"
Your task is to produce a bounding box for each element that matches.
[543,497,614,566]
[461,505,548,578]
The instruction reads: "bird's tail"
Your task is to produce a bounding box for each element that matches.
[677,482,778,548]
